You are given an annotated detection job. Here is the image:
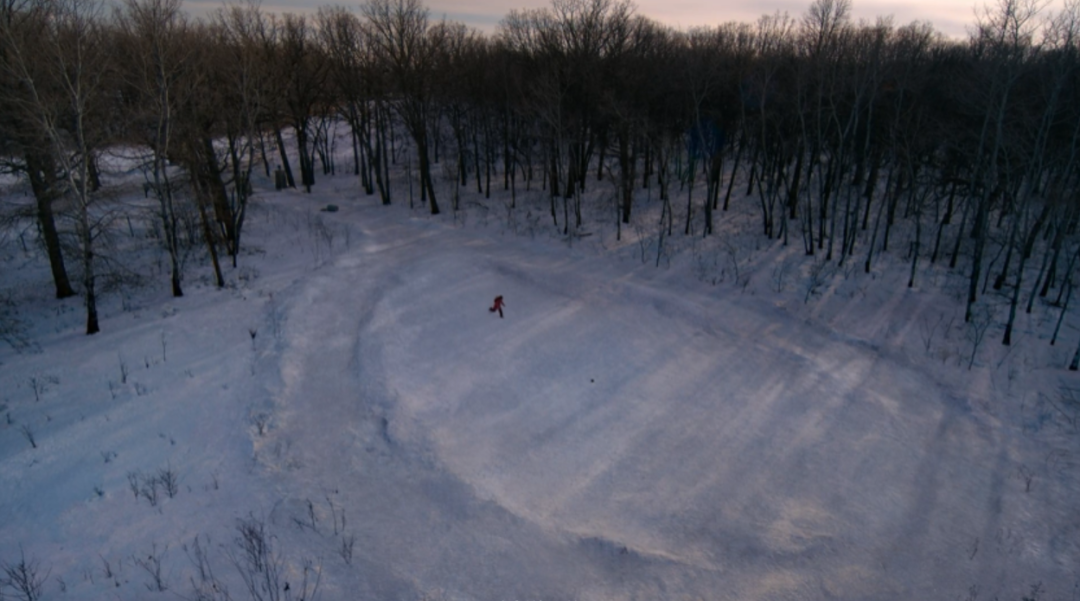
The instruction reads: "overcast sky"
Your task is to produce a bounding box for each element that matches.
[184,0,1063,40]
[419,0,977,36]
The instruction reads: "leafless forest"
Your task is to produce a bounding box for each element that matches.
[2,0,1080,363]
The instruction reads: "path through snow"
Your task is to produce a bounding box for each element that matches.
[251,201,1068,600]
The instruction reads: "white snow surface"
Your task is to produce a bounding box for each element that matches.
[2,163,1080,601]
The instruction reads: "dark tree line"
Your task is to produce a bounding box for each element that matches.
[2,0,1080,360]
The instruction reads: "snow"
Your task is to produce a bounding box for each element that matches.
[1,151,1079,601]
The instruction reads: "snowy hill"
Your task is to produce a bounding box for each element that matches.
[1,164,1079,601]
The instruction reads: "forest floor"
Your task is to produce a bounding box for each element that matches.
[1,147,1080,601]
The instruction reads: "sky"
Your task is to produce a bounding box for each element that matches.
[180,0,1051,39]
[424,0,979,36]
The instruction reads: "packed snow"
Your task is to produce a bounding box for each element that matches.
[1,150,1079,601]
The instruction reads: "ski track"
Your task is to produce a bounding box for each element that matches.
[248,202,1069,600]
[1,192,1074,600]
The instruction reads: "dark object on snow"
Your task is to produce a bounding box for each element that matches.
[323,204,339,212]
[274,167,287,190]
[489,295,505,318]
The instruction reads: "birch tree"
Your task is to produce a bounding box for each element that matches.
[1,0,111,334]
[0,0,76,299]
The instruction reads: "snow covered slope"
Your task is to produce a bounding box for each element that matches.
[1,176,1078,601]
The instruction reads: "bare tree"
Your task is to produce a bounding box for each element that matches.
[276,12,329,193]
[318,6,391,201]
[209,1,274,267]
[1,0,112,334]
[1000,0,1079,344]
[0,0,76,299]
[363,0,442,214]
[1,548,49,601]
[963,0,1045,322]
[114,0,192,297]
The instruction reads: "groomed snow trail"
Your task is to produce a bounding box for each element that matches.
[258,202,1072,601]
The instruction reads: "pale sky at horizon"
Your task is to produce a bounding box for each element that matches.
[182,0,1065,40]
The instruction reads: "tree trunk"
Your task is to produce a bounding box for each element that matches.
[275,128,296,189]
[77,180,99,335]
[25,149,75,299]
[417,135,439,215]
[296,123,314,192]
[723,135,743,212]
[966,198,989,322]
[619,132,635,224]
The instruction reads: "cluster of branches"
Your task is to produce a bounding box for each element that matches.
[2,0,1080,354]
[499,0,1080,351]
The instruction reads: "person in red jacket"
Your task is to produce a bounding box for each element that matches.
[489,295,505,318]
